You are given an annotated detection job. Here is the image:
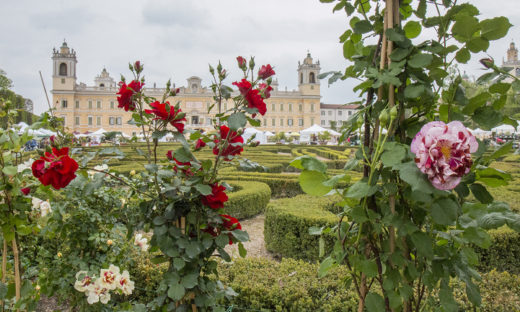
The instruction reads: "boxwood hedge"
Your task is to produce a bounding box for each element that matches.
[225,181,271,219]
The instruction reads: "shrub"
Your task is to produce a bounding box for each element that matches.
[264,195,340,261]
[476,226,520,274]
[220,173,302,198]
[218,258,520,312]
[225,181,271,219]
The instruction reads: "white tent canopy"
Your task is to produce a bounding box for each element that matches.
[243,128,267,144]
[300,124,340,142]
[91,128,108,137]
[492,124,516,134]
[264,131,275,137]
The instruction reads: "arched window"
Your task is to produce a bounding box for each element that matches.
[300,73,303,84]
[309,72,316,83]
[59,63,67,76]
[99,83,105,87]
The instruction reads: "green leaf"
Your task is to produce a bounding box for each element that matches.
[228,112,247,131]
[390,48,410,62]
[2,166,17,176]
[185,242,201,258]
[231,229,249,242]
[290,155,327,173]
[299,170,332,196]
[455,48,471,63]
[439,283,458,312]
[167,283,185,301]
[346,181,378,199]
[489,82,511,94]
[181,273,199,288]
[480,17,512,41]
[466,37,489,53]
[361,260,378,278]
[173,258,185,270]
[452,15,479,42]
[416,0,426,18]
[431,198,459,226]
[318,257,336,278]
[466,280,482,306]
[381,143,407,167]
[472,106,502,130]
[411,232,433,259]
[404,21,421,38]
[462,92,491,115]
[194,184,212,195]
[0,282,6,300]
[386,29,405,42]
[173,147,192,162]
[366,292,385,312]
[408,53,433,68]
[353,20,372,34]
[238,242,247,258]
[486,142,512,162]
[395,162,435,194]
[463,227,491,248]
[470,183,493,204]
[476,167,511,187]
[404,84,426,98]
[343,40,356,59]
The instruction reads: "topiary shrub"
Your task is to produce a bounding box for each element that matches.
[476,226,520,274]
[225,181,271,219]
[264,195,340,261]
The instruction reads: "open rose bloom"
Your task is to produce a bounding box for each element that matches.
[411,121,478,190]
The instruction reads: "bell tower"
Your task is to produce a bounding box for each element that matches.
[52,40,77,91]
[297,52,320,96]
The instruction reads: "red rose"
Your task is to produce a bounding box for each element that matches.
[31,147,78,190]
[201,183,228,209]
[258,83,273,99]
[166,150,174,160]
[232,79,267,116]
[258,64,275,80]
[213,125,244,160]
[232,79,251,96]
[21,187,30,195]
[236,56,247,70]
[144,101,186,133]
[195,139,206,150]
[134,60,142,72]
[220,214,242,245]
[117,80,144,111]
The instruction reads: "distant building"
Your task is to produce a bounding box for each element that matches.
[502,41,520,81]
[320,103,358,129]
[51,41,326,135]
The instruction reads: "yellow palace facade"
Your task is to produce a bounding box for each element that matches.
[51,41,322,136]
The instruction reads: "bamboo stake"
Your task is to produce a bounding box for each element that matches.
[12,239,20,301]
[1,239,7,310]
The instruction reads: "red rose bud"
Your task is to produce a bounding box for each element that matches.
[201,183,228,209]
[21,187,30,195]
[195,139,206,151]
[236,56,247,70]
[480,58,494,69]
[134,61,142,73]
[31,147,78,190]
[258,64,275,80]
[166,150,174,160]
[250,141,260,147]
[50,135,55,143]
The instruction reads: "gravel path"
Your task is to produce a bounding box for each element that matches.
[225,214,276,260]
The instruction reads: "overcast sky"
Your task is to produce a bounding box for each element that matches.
[1,0,519,115]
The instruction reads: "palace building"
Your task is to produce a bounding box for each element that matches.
[51,41,332,136]
[502,41,520,81]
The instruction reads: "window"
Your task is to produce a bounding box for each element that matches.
[132,132,136,136]
[116,117,122,125]
[263,119,267,126]
[224,103,227,110]
[272,119,276,126]
[298,119,304,126]
[88,101,93,109]
[338,110,342,116]
[206,118,212,126]
[97,101,101,109]
[309,72,316,83]
[288,119,293,126]
[75,100,80,109]
[328,110,332,116]
[88,116,93,126]
[96,116,101,126]
[299,104,303,112]
[300,73,303,84]
[191,116,199,125]
[280,119,284,126]
[311,104,314,112]
[75,116,80,125]
[110,101,115,109]
[99,83,105,88]
[61,100,68,108]
[59,63,67,76]
[288,103,292,112]
[109,117,115,125]
[310,118,315,125]
[280,104,284,112]
[192,84,198,92]
[348,111,353,116]
[61,78,65,84]
[272,103,275,111]
[321,120,325,126]
[321,111,325,116]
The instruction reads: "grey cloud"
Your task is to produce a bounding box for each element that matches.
[142,1,210,28]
